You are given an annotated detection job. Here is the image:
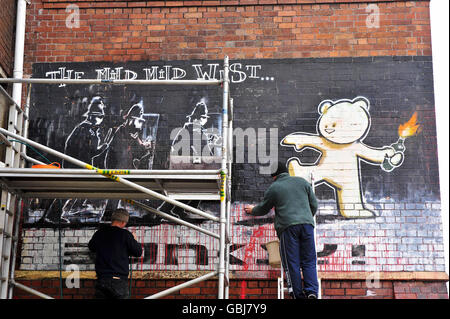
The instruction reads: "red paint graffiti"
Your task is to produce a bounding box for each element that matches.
[240,226,266,299]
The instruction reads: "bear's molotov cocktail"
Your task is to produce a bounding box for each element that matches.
[381,112,421,172]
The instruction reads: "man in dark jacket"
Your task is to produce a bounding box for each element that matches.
[88,208,142,299]
[244,162,319,299]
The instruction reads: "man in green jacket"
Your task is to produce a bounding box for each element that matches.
[244,162,319,299]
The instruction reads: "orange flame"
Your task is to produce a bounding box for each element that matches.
[398,112,421,138]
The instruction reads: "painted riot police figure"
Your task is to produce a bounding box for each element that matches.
[105,100,154,169]
[63,96,112,168]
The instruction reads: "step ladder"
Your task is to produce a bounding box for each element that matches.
[0,84,30,299]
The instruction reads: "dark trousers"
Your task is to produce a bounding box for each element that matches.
[279,223,319,299]
[95,277,129,299]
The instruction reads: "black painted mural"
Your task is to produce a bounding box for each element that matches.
[19,56,446,274]
[25,57,440,226]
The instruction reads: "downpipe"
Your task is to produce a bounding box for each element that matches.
[12,0,28,107]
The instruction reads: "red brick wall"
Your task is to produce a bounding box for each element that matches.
[23,0,432,75]
[393,281,449,299]
[37,0,428,8]
[14,0,445,301]
[322,280,395,298]
[13,278,448,299]
[13,278,279,299]
[0,0,16,77]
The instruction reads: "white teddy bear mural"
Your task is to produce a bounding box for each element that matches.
[281,97,410,218]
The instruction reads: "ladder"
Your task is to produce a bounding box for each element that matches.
[0,84,30,299]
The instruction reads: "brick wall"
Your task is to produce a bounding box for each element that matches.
[19,194,446,273]
[322,280,448,299]
[21,56,445,275]
[23,0,431,72]
[12,277,280,299]
[0,0,16,77]
[12,277,448,299]
[10,0,448,299]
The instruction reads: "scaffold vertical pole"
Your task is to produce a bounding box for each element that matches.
[224,98,233,299]
[311,172,321,299]
[7,85,31,299]
[1,0,29,296]
[0,86,26,298]
[218,56,230,299]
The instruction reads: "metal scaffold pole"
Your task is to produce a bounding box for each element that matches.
[224,98,233,299]
[144,271,218,299]
[311,172,321,299]
[0,127,219,222]
[7,84,32,299]
[0,78,222,86]
[218,56,230,299]
[0,83,28,298]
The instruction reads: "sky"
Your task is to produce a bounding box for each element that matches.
[430,0,449,290]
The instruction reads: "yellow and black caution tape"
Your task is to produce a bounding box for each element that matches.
[220,170,226,202]
[85,164,130,181]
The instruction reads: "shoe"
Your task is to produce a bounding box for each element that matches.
[307,293,317,299]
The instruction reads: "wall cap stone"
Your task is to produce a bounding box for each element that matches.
[41,0,430,10]
[14,270,449,281]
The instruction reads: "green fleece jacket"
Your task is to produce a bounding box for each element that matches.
[252,172,318,238]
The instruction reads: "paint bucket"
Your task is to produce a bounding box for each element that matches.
[265,240,281,268]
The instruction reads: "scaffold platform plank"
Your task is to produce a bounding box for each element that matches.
[0,168,221,200]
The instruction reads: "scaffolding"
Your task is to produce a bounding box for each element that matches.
[0,56,233,299]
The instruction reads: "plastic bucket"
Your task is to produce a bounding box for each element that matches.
[265,240,281,268]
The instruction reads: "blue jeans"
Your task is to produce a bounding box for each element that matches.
[279,223,319,299]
